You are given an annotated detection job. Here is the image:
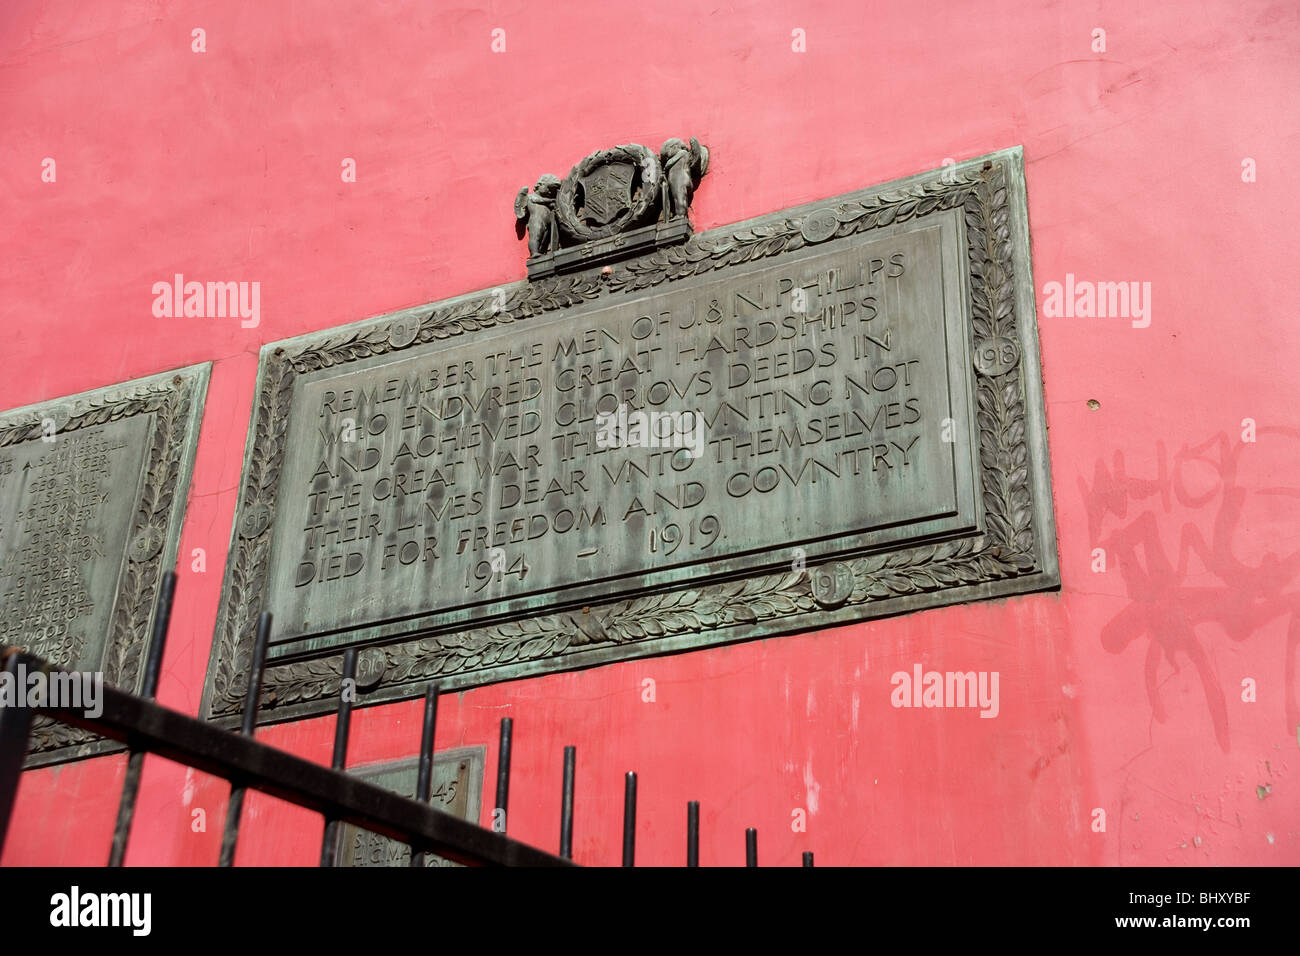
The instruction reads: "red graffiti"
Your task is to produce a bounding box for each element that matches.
[1079,429,1300,751]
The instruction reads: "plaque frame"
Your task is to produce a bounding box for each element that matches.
[202,146,1058,727]
[1,363,210,767]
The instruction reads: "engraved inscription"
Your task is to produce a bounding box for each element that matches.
[268,220,978,646]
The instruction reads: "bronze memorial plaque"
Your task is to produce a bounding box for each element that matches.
[203,146,1057,726]
[334,746,485,867]
[0,365,209,764]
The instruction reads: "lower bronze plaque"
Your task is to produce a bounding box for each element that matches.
[204,147,1057,725]
[335,747,484,867]
[0,365,209,765]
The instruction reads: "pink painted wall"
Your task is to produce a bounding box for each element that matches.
[2,0,1296,866]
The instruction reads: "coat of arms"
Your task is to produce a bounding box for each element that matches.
[577,161,636,226]
[514,137,709,278]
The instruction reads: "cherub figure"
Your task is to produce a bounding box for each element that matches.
[514,174,561,257]
[660,137,709,221]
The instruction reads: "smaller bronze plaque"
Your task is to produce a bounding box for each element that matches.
[335,746,485,867]
[0,415,151,671]
[0,365,209,766]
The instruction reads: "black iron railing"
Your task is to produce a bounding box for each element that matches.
[0,572,815,867]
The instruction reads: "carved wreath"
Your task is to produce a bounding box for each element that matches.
[555,143,662,242]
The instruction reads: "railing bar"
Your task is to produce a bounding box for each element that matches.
[218,611,272,867]
[410,683,439,868]
[140,571,176,701]
[0,651,36,857]
[746,827,757,867]
[802,850,814,867]
[319,647,358,867]
[559,745,575,859]
[493,717,512,835]
[686,800,699,867]
[622,771,636,867]
[108,570,176,867]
